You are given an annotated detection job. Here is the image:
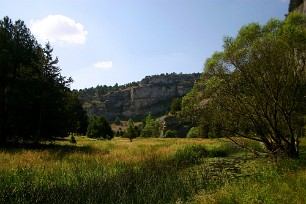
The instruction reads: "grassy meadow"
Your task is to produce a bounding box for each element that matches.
[0,136,305,204]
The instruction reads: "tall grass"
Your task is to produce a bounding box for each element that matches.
[0,137,304,203]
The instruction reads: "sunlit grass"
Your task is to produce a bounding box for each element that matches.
[0,136,304,203]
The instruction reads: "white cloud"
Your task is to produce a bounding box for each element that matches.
[93,61,113,69]
[30,15,88,44]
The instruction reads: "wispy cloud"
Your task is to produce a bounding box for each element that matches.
[93,61,113,70]
[30,15,88,44]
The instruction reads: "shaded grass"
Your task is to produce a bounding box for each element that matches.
[190,138,306,204]
[191,162,306,204]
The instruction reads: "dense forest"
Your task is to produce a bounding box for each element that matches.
[0,17,88,144]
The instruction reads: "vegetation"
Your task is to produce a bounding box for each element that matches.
[77,72,198,104]
[124,118,138,141]
[179,13,306,158]
[140,112,163,138]
[0,16,87,144]
[86,116,113,139]
[1,3,306,202]
[163,130,179,138]
[0,137,305,203]
[187,127,200,138]
[169,97,182,114]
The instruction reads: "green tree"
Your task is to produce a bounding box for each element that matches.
[187,127,200,138]
[141,112,163,137]
[163,130,178,138]
[196,13,306,158]
[114,117,121,125]
[0,16,40,143]
[0,16,86,144]
[66,91,88,135]
[87,116,113,139]
[124,118,138,142]
[169,98,182,114]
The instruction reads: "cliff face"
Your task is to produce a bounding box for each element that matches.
[297,0,306,14]
[290,0,306,14]
[82,73,200,121]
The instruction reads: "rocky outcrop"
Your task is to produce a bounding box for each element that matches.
[290,0,306,14]
[160,115,189,138]
[297,0,306,14]
[82,73,200,121]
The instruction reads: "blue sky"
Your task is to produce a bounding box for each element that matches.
[1,0,290,90]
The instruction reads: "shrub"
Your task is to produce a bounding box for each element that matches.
[163,130,178,138]
[187,127,199,138]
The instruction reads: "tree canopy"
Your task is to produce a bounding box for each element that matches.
[0,16,88,144]
[87,116,113,139]
[179,13,306,158]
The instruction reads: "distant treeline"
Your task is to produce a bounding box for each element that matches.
[77,72,199,103]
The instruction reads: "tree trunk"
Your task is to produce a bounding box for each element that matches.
[0,91,7,145]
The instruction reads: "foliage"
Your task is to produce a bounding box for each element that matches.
[124,118,138,141]
[180,13,306,158]
[169,97,182,114]
[140,112,163,137]
[174,145,208,166]
[66,91,89,135]
[0,16,87,144]
[114,117,121,125]
[86,116,113,139]
[187,127,200,138]
[77,73,200,104]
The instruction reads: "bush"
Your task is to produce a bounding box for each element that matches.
[187,127,199,138]
[163,130,178,138]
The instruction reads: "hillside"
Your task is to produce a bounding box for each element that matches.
[78,73,201,121]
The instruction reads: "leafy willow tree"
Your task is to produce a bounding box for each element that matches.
[180,13,306,158]
[0,16,87,144]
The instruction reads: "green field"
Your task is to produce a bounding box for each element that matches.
[0,137,305,204]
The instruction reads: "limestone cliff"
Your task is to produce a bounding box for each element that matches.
[289,0,306,14]
[82,73,200,121]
